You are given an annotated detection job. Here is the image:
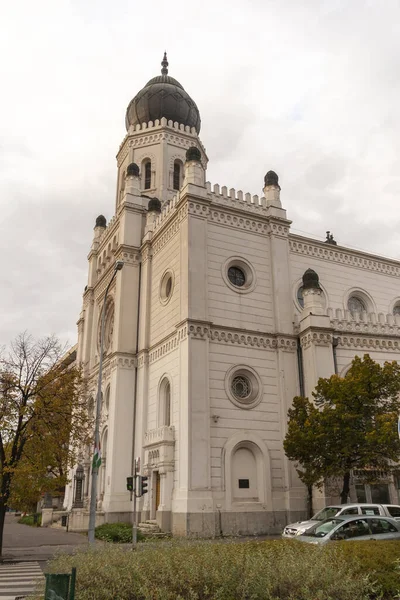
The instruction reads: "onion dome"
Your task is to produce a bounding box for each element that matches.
[126,162,139,177]
[95,215,107,228]
[148,197,162,213]
[186,146,202,162]
[125,53,201,133]
[264,170,280,188]
[302,269,321,290]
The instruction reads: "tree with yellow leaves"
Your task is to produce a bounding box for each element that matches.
[0,332,90,558]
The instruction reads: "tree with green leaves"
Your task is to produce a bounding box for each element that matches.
[283,396,325,518]
[0,333,90,559]
[284,354,400,507]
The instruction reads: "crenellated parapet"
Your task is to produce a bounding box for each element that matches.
[206,182,268,214]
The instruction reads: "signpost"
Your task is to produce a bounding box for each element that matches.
[132,457,140,548]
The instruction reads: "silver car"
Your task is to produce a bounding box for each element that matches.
[282,503,400,538]
[296,515,400,545]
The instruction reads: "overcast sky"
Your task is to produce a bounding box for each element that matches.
[1,0,400,348]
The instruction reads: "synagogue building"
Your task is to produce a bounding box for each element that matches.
[63,54,400,535]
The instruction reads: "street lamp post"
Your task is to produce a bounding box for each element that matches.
[88,260,124,544]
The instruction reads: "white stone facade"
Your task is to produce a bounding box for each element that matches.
[64,62,400,536]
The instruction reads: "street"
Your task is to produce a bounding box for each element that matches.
[1,513,91,599]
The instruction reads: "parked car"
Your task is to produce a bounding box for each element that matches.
[282,503,400,538]
[296,514,400,545]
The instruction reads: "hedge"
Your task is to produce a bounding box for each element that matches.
[27,538,399,600]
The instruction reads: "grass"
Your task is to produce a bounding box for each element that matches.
[26,538,400,600]
[18,514,41,527]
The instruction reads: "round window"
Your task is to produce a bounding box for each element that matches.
[231,375,252,400]
[160,270,174,305]
[393,304,400,316]
[223,257,256,294]
[165,276,172,297]
[228,266,246,287]
[297,286,304,308]
[348,296,366,314]
[225,366,262,409]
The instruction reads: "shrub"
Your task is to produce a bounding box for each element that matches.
[333,539,400,599]
[18,514,41,527]
[27,539,380,600]
[95,522,145,543]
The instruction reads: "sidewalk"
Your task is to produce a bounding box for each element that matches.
[2,514,93,562]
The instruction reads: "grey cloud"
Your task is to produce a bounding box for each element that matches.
[1,0,400,345]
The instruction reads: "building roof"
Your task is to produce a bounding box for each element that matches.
[125,53,201,133]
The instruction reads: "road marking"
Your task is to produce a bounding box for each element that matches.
[0,561,43,599]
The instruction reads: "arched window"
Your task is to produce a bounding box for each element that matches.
[348,295,366,315]
[164,382,171,426]
[173,161,181,190]
[104,386,110,414]
[158,377,172,427]
[144,161,151,190]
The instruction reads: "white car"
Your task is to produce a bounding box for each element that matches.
[282,503,400,538]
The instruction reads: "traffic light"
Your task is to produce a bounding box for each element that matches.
[137,475,148,496]
[126,476,134,492]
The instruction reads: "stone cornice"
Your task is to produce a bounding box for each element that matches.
[209,207,270,236]
[300,331,333,349]
[336,335,400,352]
[89,351,137,382]
[289,234,400,277]
[116,120,207,167]
[142,320,298,366]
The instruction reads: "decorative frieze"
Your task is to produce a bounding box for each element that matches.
[300,332,333,349]
[290,236,400,278]
[209,209,269,235]
[337,336,400,351]
[145,321,297,366]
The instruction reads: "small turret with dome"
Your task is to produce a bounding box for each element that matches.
[125,53,201,133]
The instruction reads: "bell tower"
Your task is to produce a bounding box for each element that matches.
[115,54,208,210]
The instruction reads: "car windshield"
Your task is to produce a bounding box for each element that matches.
[312,507,341,521]
[303,518,344,538]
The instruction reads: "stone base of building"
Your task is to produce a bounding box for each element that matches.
[171,510,306,538]
[67,509,105,532]
[66,508,307,537]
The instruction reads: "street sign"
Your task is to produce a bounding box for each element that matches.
[135,457,140,473]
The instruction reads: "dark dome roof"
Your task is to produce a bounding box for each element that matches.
[186,146,202,162]
[126,162,139,177]
[148,197,162,213]
[125,53,201,133]
[302,268,321,290]
[264,170,280,188]
[95,214,107,228]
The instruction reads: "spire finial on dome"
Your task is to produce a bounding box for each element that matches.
[161,51,168,75]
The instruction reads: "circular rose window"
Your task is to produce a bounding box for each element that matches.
[224,366,262,409]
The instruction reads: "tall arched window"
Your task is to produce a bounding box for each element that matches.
[144,161,151,190]
[173,161,181,190]
[164,381,171,426]
[158,377,172,427]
